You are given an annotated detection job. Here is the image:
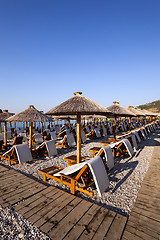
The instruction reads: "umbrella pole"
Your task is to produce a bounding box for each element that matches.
[77,114,81,164]
[114,116,117,142]
[129,117,131,132]
[29,122,33,150]
[4,121,7,146]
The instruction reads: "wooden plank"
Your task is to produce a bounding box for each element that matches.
[8,184,47,206]
[24,191,64,219]
[40,197,81,234]
[63,204,100,240]
[104,214,127,240]
[14,186,55,211]
[133,205,160,222]
[92,210,117,240]
[79,208,116,240]
[126,219,159,239]
[0,165,10,173]
[128,212,160,234]
[2,182,46,207]
[133,201,160,219]
[34,193,76,228]
[0,175,35,192]
[122,229,145,240]
[0,179,41,198]
[124,225,158,240]
[48,199,92,239]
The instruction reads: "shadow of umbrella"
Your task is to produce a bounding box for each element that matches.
[46,92,113,163]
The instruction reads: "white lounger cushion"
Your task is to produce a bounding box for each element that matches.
[15,144,33,163]
[94,128,101,138]
[50,131,57,141]
[130,134,138,150]
[81,130,86,143]
[109,126,112,134]
[55,156,109,197]
[87,156,109,197]
[45,140,57,157]
[140,129,146,139]
[102,126,107,137]
[66,133,76,147]
[134,130,141,143]
[34,133,43,144]
[97,146,114,170]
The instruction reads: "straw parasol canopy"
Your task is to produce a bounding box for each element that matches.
[46,92,113,163]
[47,92,112,116]
[0,110,14,145]
[127,106,146,117]
[7,105,51,122]
[106,102,136,140]
[140,109,157,117]
[0,110,14,122]
[7,105,51,150]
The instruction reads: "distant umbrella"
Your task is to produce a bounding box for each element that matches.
[0,110,14,145]
[107,102,135,140]
[46,92,112,163]
[7,105,51,150]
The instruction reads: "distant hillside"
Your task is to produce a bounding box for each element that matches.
[137,100,160,113]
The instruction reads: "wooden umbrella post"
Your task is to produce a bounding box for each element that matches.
[77,113,81,164]
[29,122,33,150]
[114,115,117,142]
[129,117,131,132]
[0,122,2,133]
[4,121,7,146]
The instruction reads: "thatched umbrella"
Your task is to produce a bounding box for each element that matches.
[7,105,51,150]
[0,110,14,145]
[46,92,112,163]
[107,102,135,140]
[127,106,146,126]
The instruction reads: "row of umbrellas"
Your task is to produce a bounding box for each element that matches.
[0,92,158,163]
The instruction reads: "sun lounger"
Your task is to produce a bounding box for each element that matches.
[56,135,67,148]
[34,140,57,157]
[0,143,32,165]
[96,146,114,170]
[39,156,109,197]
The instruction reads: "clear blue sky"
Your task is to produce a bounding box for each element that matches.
[0,0,160,114]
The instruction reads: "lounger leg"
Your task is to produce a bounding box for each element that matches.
[42,173,46,182]
[70,179,76,195]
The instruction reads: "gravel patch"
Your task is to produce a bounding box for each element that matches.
[0,205,50,240]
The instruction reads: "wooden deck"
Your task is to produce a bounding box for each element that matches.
[122,130,160,240]
[0,128,159,239]
[0,163,127,239]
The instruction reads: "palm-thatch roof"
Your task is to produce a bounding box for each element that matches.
[127,106,146,117]
[46,92,113,116]
[0,110,14,122]
[107,102,136,117]
[7,105,51,122]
